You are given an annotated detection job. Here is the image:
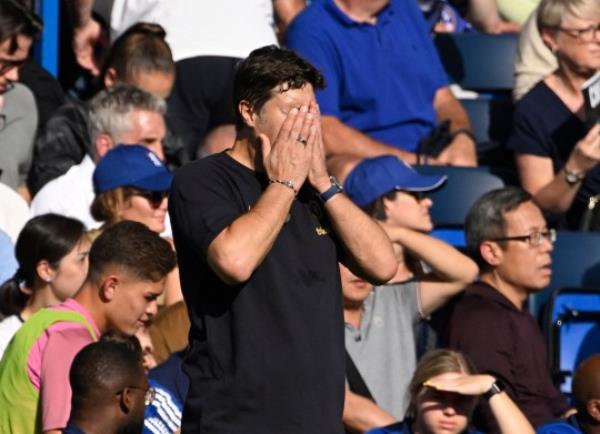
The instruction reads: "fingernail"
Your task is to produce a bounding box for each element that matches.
[300,105,308,113]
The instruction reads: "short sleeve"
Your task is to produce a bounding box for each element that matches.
[41,325,94,431]
[507,100,551,157]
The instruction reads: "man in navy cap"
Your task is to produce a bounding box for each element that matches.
[341,155,478,432]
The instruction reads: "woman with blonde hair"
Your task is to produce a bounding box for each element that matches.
[367,349,535,434]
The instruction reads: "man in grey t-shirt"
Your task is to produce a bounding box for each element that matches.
[341,155,479,433]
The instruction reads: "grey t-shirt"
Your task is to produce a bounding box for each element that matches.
[345,280,423,419]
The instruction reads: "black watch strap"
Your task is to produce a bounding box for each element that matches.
[482,380,505,401]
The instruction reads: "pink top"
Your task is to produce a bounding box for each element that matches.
[26,299,100,431]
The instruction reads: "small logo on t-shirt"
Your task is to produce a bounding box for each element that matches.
[316,226,328,236]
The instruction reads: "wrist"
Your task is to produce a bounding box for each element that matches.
[452,128,476,145]
[313,176,332,194]
[268,178,298,196]
[563,165,585,186]
[482,377,505,401]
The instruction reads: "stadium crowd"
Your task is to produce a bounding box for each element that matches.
[0,0,598,433]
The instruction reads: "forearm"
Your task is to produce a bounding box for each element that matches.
[273,0,305,30]
[68,0,94,28]
[322,116,417,164]
[325,194,397,285]
[489,392,535,434]
[467,0,504,33]
[343,390,397,433]
[391,227,478,284]
[207,183,296,284]
[530,169,581,214]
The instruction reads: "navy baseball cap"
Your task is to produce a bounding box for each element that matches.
[93,144,173,194]
[344,155,447,207]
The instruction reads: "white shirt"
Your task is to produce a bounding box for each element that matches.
[109,0,278,61]
[30,155,100,230]
[0,315,23,361]
[0,182,30,243]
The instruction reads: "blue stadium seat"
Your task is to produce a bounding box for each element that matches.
[529,231,600,317]
[434,32,518,92]
[416,166,504,246]
[544,287,600,397]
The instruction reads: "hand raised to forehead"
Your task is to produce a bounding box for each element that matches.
[259,105,316,192]
[307,100,331,192]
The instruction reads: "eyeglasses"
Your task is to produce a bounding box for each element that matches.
[491,229,557,247]
[404,191,427,201]
[118,386,156,406]
[554,23,600,43]
[131,189,168,209]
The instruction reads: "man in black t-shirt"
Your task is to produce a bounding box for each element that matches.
[169,46,397,433]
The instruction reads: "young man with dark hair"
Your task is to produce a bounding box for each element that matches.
[0,0,42,197]
[442,187,571,433]
[0,220,177,434]
[65,335,148,434]
[169,45,397,433]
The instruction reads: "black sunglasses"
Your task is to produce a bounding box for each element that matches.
[131,189,168,209]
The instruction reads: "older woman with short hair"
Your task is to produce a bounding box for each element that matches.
[507,0,600,229]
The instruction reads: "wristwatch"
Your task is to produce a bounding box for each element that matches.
[319,176,344,203]
[564,167,584,186]
[482,379,505,401]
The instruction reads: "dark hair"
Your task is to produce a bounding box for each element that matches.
[70,333,143,411]
[233,45,325,130]
[363,190,398,221]
[0,0,42,54]
[0,214,87,319]
[465,187,532,269]
[87,220,176,283]
[100,22,174,85]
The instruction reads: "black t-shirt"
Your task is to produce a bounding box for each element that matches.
[507,81,597,229]
[169,152,345,433]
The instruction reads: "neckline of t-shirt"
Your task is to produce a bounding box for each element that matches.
[220,150,259,175]
[539,81,586,125]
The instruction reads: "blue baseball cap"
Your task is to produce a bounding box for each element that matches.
[93,144,173,194]
[344,155,446,207]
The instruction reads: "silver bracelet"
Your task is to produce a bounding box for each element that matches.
[269,178,298,196]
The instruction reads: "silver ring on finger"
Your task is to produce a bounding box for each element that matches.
[297,137,308,145]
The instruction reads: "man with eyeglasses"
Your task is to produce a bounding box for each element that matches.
[440,187,572,433]
[0,0,42,199]
[65,335,151,434]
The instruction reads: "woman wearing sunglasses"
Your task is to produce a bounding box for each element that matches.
[367,349,535,434]
[90,144,182,305]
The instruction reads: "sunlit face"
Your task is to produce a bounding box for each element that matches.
[415,372,477,434]
[118,110,166,161]
[0,34,32,93]
[131,71,175,99]
[545,11,600,75]
[249,83,316,145]
[118,191,168,234]
[493,201,553,292]
[135,326,157,371]
[339,262,373,307]
[107,275,164,336]
[49,236,91,301]
[384,191,434,232]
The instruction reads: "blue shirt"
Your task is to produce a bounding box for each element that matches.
[537,415,585,434]
[286,0,448,152]
[63,423,87,434]
[367,420,483,434]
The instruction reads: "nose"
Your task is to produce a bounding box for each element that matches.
[159,197,168,211]
[442,403,457,416]
[422,197,433,208]
[4,65,19,82]
[146,299,158,318]
[150,142,165,161]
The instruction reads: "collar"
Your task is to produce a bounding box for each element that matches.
[323,0,395,27]
[465,282,523,313]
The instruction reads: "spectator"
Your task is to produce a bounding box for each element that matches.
[513,7,558,102]
[367,349,535,434]
[286,0,477,173]
[441,187,570,432]
[71,0,306,159]
[65,335,148,434]
[31,84,167,230]
[538,354,600,434]
[0,220,177,434]
[90,144,182,305]
[27,21,179,196]
[340,155,479,432]
[0,0,41,200]
[507,0,600,229]
[0,214,90,359]
[169,45,396,433]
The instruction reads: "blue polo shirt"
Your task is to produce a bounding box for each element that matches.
[367,420,483,434]
[286,0,448,152]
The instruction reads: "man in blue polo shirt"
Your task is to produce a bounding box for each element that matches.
[286,0,477,171]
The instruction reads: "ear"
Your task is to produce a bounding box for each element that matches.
[36,260,55,284]
[238,100,256,128]
[100,275,119,301]
[104,67,117,88]
[118,387,134,414]
[587,399,600,422]
[95,133,115,159]
[480,241,503,267]
[540,27,558,53]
